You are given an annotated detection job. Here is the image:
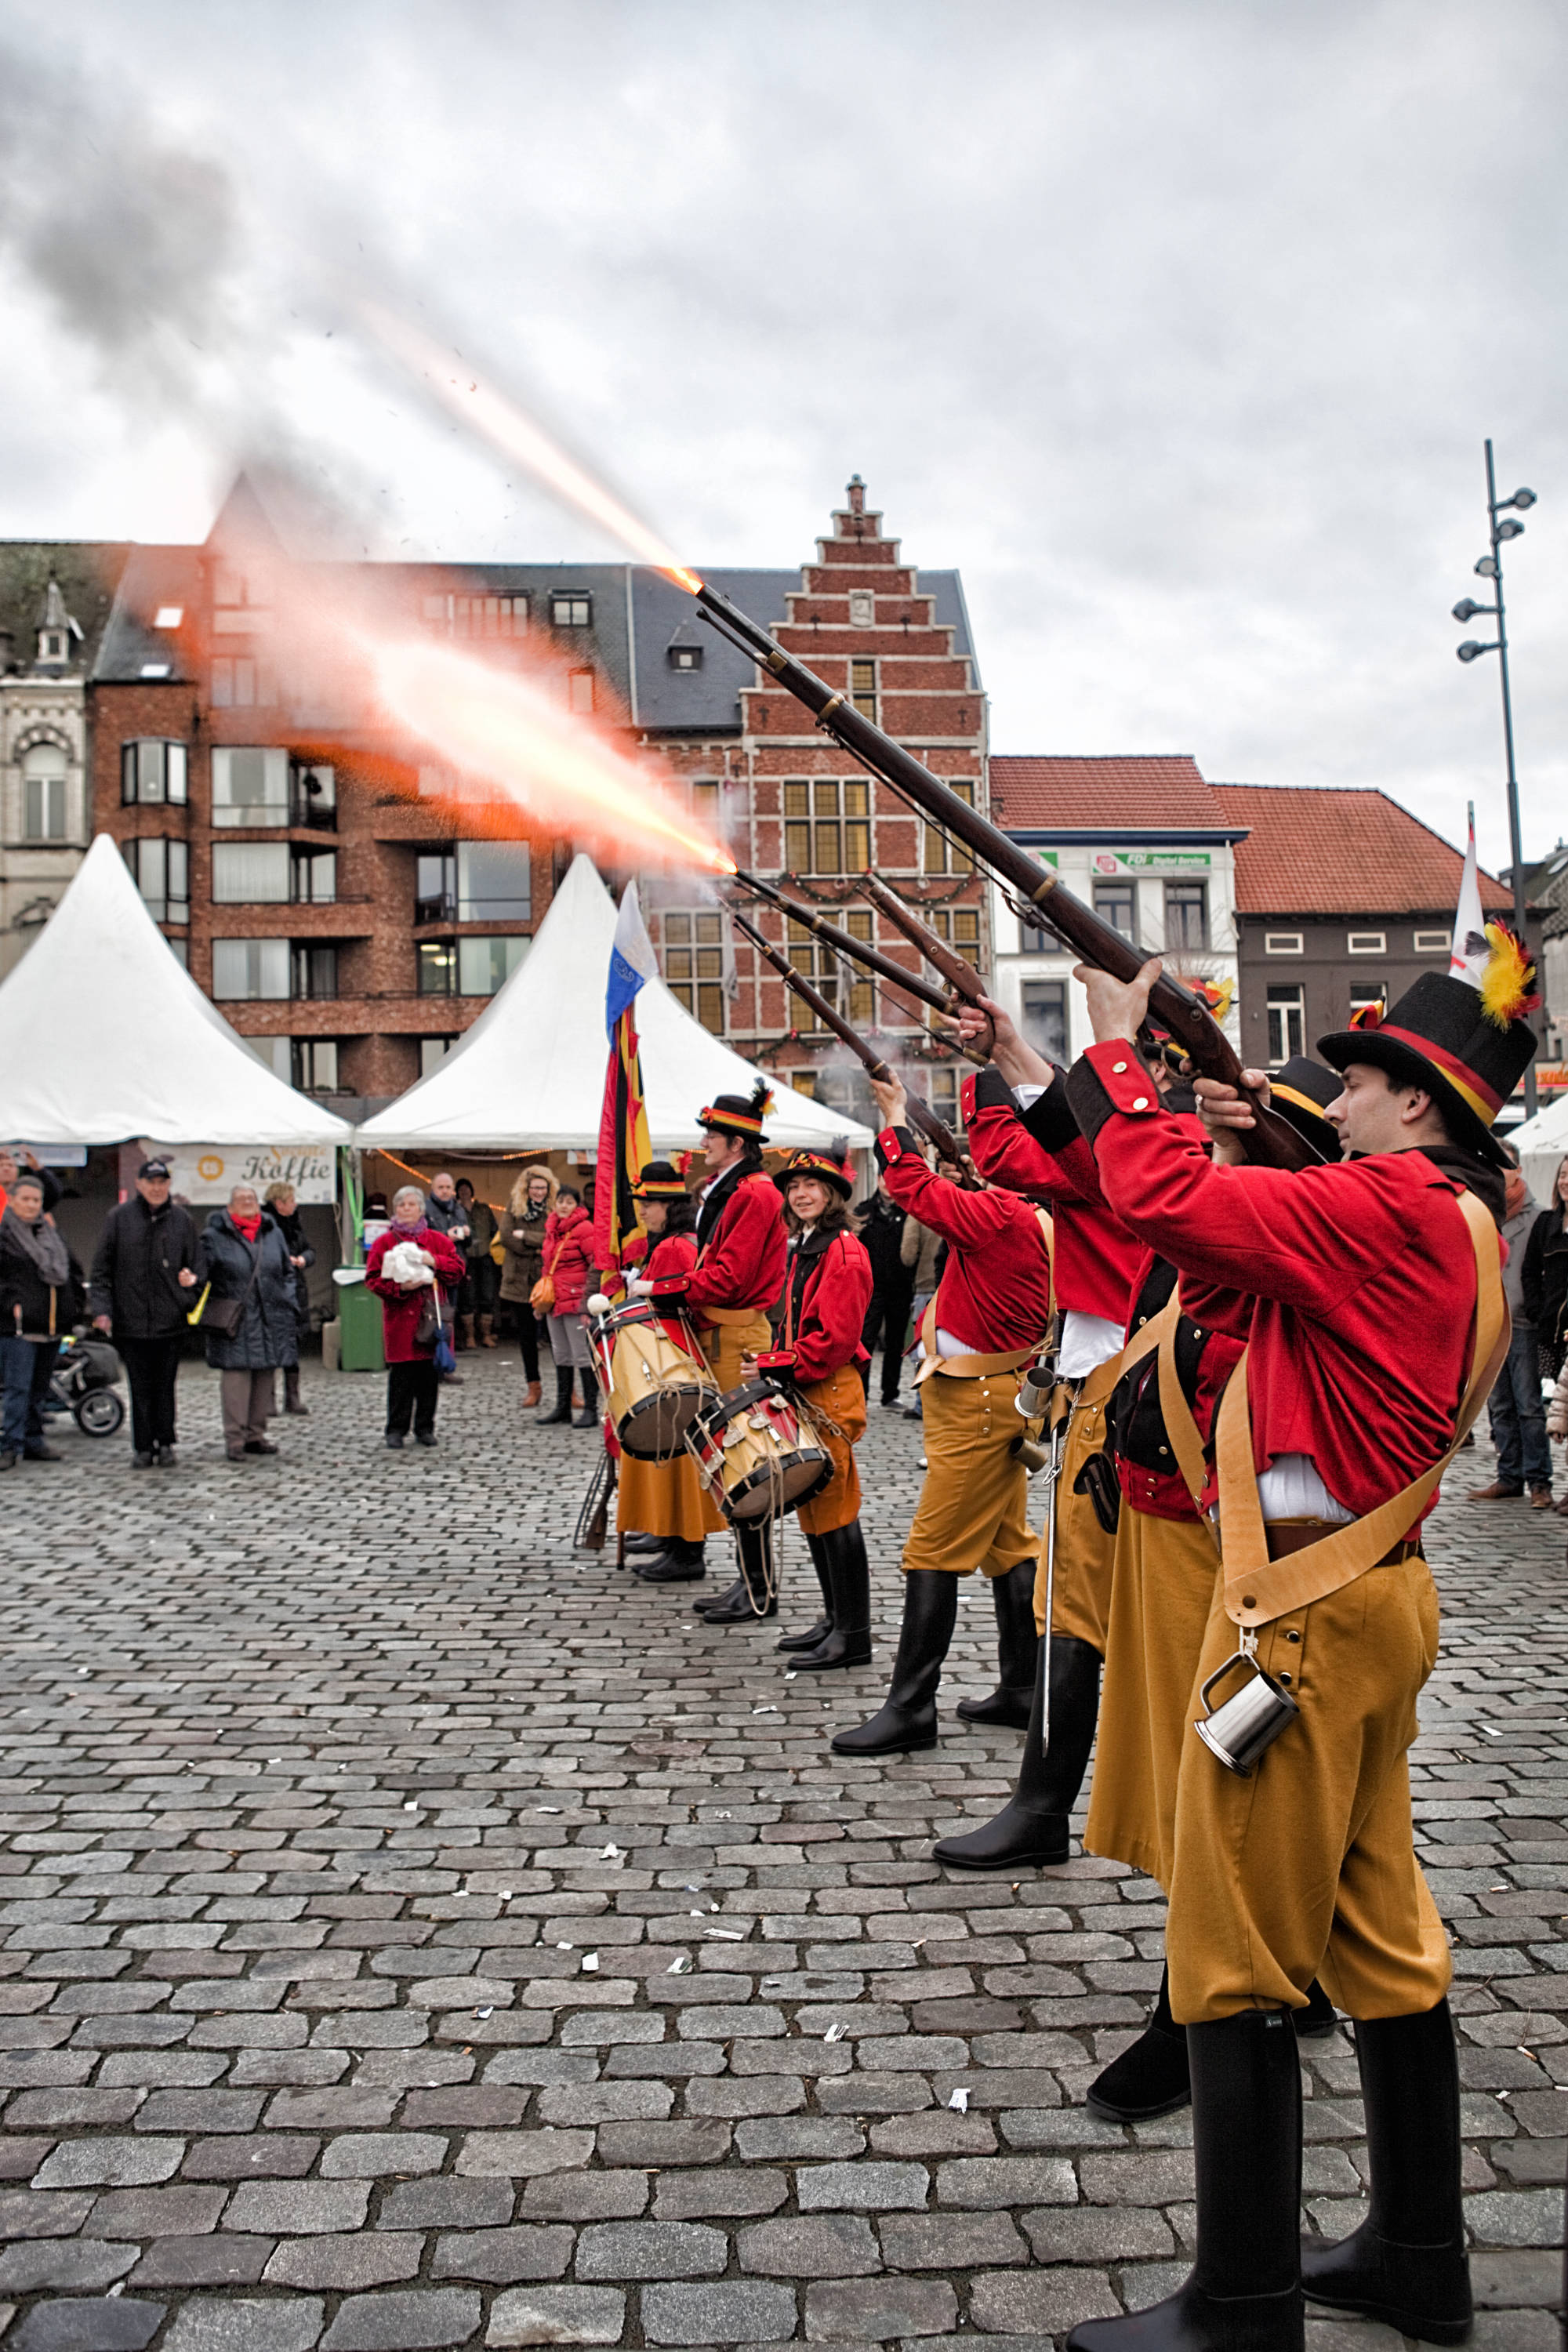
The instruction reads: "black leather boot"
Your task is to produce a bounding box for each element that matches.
[633,1538,707,1583]
[1301,1999,1471,2344]
[1069,2009,1305,2352]
[793,1521,873,1671]
[956,1558,1040,1728]
[1090,1971,1341,2123]
[700,1519,778,1624]
[777,1533,834,1653]
[932,1631,1101,1869]
[573,1367,601,1429]
[539,1367,574,1425]
[695,1577,745,1621]
[831,1571,956,1755]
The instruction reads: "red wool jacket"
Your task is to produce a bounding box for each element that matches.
[542,1205,594,1316]
[1065,1041,1496,1518]
[629,1229,699,1343]
[1112,1248,1247,1522]
[365,1223,466,1364]
[759,1226,873,1383]
[648,1169,786,1325]
[877,1129,1051,1355]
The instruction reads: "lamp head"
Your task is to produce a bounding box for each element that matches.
[1495,517,1525,542]
[1456,640,1494,663]
[1507,487,1537,510]
[1474,555,1499,579]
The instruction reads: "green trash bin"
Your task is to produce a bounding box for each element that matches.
[334,1269,386,1372]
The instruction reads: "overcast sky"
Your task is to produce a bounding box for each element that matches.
[2,0,1563,872]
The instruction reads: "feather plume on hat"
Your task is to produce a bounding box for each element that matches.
[1479,923,1541,1030]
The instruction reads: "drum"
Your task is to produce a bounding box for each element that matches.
[590,1298,716,1461]
[685,1378,833,1523]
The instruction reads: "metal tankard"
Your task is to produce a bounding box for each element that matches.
[1194,1650,1299,1777]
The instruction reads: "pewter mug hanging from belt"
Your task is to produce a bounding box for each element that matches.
[1193,1646,1299,1777]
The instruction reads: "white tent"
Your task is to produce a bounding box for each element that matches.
[0,833,353,1147]
[356,853,876,1152]
[1507,1094,1568,1207]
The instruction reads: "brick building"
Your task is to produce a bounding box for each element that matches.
[88,477,985,1125]
[1214,782,1516,1074]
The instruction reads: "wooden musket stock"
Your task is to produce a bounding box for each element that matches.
[695,582,1317,1171]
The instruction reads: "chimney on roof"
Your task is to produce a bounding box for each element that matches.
[846,475,866,517]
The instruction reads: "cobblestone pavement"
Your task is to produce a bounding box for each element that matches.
[1,1349,1563,2352]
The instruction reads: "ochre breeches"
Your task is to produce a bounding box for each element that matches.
[693,1315,775,1538]
[1167,1552,1451,2027]
[901,1369,1036,1578]
[1034,1374,1118,1651]
[794,1363,866,1537]
[1084,1502,1220,1889]
[617,1448,710,1544]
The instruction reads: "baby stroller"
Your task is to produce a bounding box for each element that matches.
[49,1332,125,1437]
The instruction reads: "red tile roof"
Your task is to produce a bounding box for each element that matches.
[1212,783,1512,916]
[990,755,1228,832]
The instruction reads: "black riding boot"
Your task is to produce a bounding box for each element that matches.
[1069,2009,1304,2352]
[539,1366,574,1425]
[695,1577,745,1620]
[956,1558,1040,1728]
[1301,1999,1470,2344]
[932,1631,1100,1869]
[793,1521,872,1671]
[777,1533,834,1653]
[700,1519,778,1624]
[832,1571,956,1755]
[573,1367,601,1429]
[633,1537,707,1584]
[1091,1970,1341,2123]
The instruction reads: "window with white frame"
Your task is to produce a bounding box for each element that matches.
[1266,984,1305,1065]
[1093,880,1138,942]
[120,739,187,808]
[212,844,289,902]
[122,838,188,925]
[22,742,68,840]
[212,747,289,827]
[1264,931,1304,954]
[666,911,728,1034]
[1347,931,1386,954]
[922,779,974,875]
[292,946,338,1001]
[293,1040,340,1093]
[785,911,872,1031]
[457,935,528,996]
[1413,930,1449,954]
[1020,979,1068,1065]
[551,593,591,628]
[784,780,871,877]
[1163,880,1209,951]
[850,658,877,719]
[212,938,290,1000]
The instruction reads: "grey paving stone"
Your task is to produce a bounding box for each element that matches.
[265,2234,424,2288]
[9,2301,166,2352]
[223,2178,371,2234]
[797,2158,930,2212]
[0,2187,96,2236]
[803,2275,957,2339]
[938,2153,1078,2207]
[519,2169,648,2222]
[32,2138,183,2190]
[655,2166,789,2220]
[879,2209,1029,2268]
[181,2132,320,2180]
[641,2281,798,2346]
[318,2290,482,2350]
[456,2125,592,2176]
[161,2296,325,2352]
[969,2268,1120,2334]
[735,2116,866,2161]
[379,2176,514,2229]
[485,2285,626,2346]
[129,2235,276,2286]
[575,2219,728,2279]
[430,2223,574,2281]
[1463,2187,1565,2245]
[88,2184,227,2238]
[0,2238,140,2292]
[320,2130,447,2177]
[597,2116,729,2166]
[739,2212,883,2276]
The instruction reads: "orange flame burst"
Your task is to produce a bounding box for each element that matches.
[358,302,704,596]
[358,630,732,874]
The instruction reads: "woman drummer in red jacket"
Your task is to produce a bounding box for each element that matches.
[618,1161,713,1586]
[755,1149,874,1671]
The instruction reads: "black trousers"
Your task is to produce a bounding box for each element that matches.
[517,1310,542,1384]
[458,1258,499,1318]
[862,1276,916,1403]
[387,1359,440,1437]
[118,1334,183,1452]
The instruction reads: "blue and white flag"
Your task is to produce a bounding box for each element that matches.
[605,880,659,1038]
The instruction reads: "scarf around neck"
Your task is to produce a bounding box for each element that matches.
[2,1203,70,1286]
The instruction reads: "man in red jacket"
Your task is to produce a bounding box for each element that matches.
[1059,952,1534,2352]
[641,1080,787,1624]
[832,1071,1051,1757]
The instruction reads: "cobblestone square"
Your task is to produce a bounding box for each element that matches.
[1,1352,1563,2348]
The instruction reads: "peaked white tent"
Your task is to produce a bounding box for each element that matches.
[356,853,875,1152]
[0,834,353,1146]
[1507,1094,1568,1208]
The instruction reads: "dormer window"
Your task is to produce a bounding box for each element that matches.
[552,593,591,628]
[35,578,82,667]
[40,633,66,662]
[667,644,703,670]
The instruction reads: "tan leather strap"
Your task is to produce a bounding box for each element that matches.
[1152,1296,1219,1541]
[701,1304,772,1328]
[1216,1189,1508,1629]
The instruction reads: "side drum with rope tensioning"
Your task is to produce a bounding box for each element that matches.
[587,1294,717,1461]
[684,1377,833,1523]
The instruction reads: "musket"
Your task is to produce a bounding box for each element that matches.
[691,580,1316,1170]
[729,868,987,1064]
[728,906,967,1169]
[858,871,994,1041]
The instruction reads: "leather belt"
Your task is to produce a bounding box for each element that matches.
[1265,1523,1419,1568]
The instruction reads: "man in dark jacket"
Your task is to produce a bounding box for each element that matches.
[89,1158,199,1468]
[0,1171,79,1468]
[855,1177,914,1407]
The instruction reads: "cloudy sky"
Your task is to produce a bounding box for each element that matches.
[2,0,1563,870]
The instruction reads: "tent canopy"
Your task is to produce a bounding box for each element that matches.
[1508,1094,1568,1209]
[0,834,353,1147]
[356,853,876,1152]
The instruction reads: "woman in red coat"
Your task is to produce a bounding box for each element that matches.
[754,1149,874,1671]
[365,1186,466,1449]
[538,1189,598,1428]
[619,1163,714,1584]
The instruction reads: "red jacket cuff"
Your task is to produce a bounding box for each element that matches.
[755,1348,795,1373]
[1066,1041,1162,1144]
[648,1273,691,1297]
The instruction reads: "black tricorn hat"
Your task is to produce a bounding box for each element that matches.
[774,1145,854,1203]
[1269,1057,1343,1160]
[1319,939,1539,1170]
[697,1076,772,1143]
[631,1159,688,1200]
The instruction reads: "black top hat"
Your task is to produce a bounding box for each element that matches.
[697,1077,772,1143]
[774,1146,854,1203]
[1319,930,1539,1170]
[631,1159,689,1200]
[1268,1057,1343,1160]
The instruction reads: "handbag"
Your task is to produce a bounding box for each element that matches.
[191,1243,262,1337]
[530,1231,564,1313]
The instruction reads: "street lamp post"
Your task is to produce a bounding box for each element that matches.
[1452,438,1538,1115]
